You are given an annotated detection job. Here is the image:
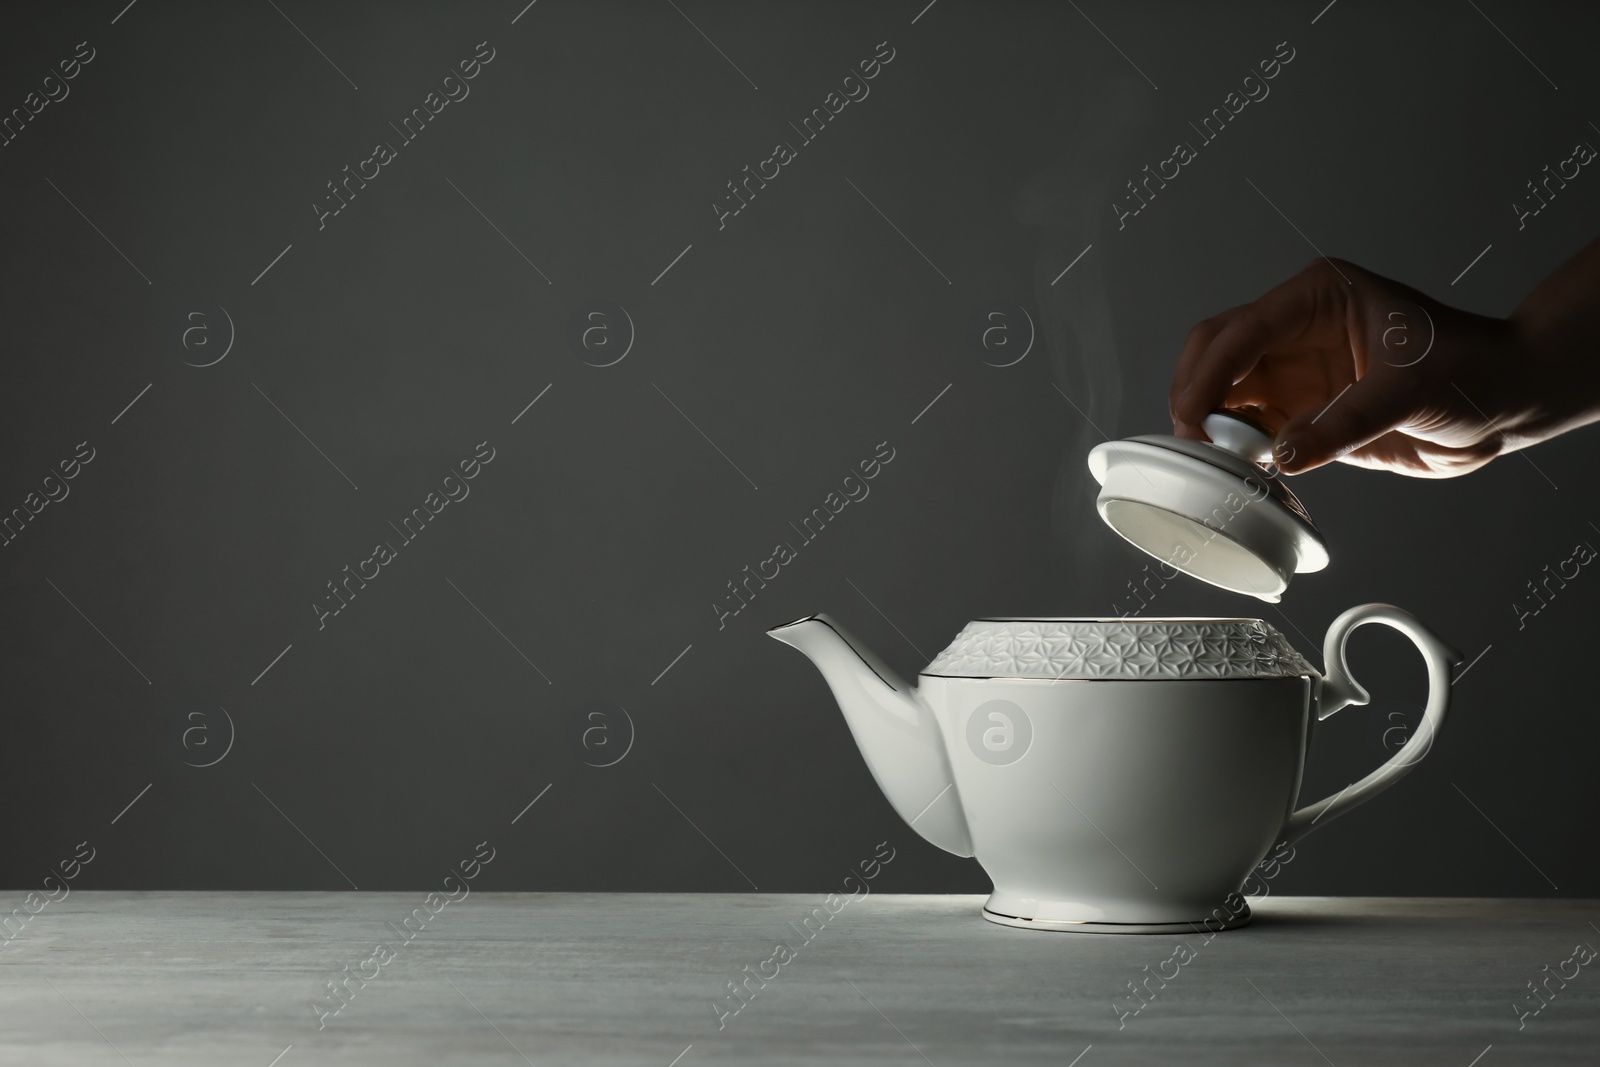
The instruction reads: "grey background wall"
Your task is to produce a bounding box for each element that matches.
[2,0,1596,897]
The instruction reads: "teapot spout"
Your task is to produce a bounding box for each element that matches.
[768,614,972,857]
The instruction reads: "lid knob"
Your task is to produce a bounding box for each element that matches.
[1201,412,1274,464]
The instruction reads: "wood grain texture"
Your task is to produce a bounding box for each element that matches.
[0,893,1596,1065]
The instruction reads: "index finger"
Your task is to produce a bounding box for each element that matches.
[1169,304,1244,434]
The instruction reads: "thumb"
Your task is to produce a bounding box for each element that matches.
[1273,371,1417,473]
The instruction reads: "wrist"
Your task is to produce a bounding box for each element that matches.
[1504,307,1600,445]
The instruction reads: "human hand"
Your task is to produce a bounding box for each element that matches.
[1168,258,1549,478]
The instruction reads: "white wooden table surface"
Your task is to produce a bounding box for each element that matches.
[1,893,1595,1065]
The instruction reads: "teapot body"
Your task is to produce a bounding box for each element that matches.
[920,674,1312,930]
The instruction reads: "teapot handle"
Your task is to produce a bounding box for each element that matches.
[1280,603,1463,846]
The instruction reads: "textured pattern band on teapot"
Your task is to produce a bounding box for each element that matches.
[921,619,1316,680]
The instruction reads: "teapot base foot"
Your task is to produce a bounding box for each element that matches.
[981,904,1252,935]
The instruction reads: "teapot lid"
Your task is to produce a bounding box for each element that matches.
[921,617,1314,680]
[1086,413,1329,603]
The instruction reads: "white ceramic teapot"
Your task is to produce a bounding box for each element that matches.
[769,605,1459,933]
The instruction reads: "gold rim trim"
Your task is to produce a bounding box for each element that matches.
[918,672,1313,682]
[983,905,1252,927]
[975,617,1269,623]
